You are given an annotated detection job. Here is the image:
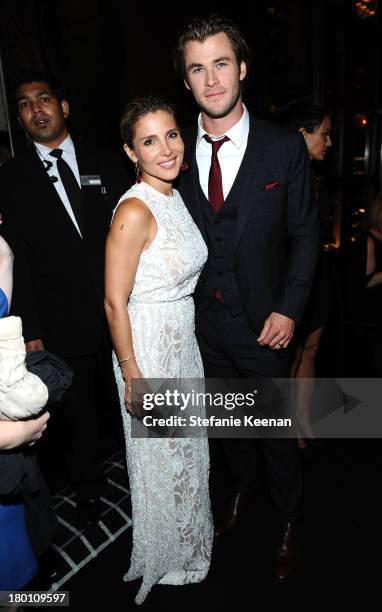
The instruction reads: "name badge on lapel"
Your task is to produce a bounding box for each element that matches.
[80,174,102,187]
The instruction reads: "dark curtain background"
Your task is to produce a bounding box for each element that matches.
[0,0,381,235]
[0,1,318,150]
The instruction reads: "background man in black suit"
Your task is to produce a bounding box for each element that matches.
[174,15,319,581]
[0,72,128,527]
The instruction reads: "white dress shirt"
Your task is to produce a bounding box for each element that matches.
[34,135,82,237]
[196,104,250,201]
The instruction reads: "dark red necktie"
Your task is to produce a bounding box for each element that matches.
[204,135,230,304]
[204,135,229,213]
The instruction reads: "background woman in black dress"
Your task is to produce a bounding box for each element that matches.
[364,193,382,374]
[278,101,333,446]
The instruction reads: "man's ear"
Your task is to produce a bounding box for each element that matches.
[123,143,137,164]
[239,61,247,82]
[61,99,69,119]
[17,115,30,139]
[184,78,191,92]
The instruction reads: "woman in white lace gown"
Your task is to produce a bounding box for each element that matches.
[104,98,213,604]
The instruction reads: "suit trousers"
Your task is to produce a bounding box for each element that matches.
[196,299,303,523]
[48,330,121,502]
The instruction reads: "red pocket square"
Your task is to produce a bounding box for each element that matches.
[264,181,280,191]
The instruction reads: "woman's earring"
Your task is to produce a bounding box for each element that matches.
[135,161,142,183]
[180,161,188,172]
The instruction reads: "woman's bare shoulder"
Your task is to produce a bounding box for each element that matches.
[112,197,152,229]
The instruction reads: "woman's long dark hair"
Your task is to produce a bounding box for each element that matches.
[276,97,327,133]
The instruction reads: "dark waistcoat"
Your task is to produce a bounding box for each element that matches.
[198,177,244,315]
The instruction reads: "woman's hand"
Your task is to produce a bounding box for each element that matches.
[0,411,50,450]
[121,359,143,413]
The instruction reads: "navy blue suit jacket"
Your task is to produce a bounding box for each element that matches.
[177,115,320,333]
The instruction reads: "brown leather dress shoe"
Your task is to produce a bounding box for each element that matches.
[274,522,301,582]
[214,489,250,537]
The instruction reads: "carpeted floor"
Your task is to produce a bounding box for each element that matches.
[30,313,378,611]
[31,436,376,611]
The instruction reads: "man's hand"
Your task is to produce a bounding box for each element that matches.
[257,312,295,349]
[26,338,45,352]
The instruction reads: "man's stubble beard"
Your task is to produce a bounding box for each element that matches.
[198,85,242,120]
[33,124,67,146]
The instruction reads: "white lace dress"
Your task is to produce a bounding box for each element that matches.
[113,181,213,604]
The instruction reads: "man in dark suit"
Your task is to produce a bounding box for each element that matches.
[174,16,319,580]
[0,72,128,527]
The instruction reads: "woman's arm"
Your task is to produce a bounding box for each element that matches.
[0,234,13,313]
[104,198,154,409]
[367,271,382,289]
[366,235,382,288]
[366,235,376,277]
[0,412,50,449]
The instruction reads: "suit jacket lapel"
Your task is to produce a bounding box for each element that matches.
[66,140,110,242]
[234,115,270,251]
[179,127,207,242]
[73,141,93,239]
[181,116,271,248]
[73,140,94,179]
[22,146,84,241]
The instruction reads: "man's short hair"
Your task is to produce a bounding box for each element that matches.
[12,70,66,108]
[173,14,251,82]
